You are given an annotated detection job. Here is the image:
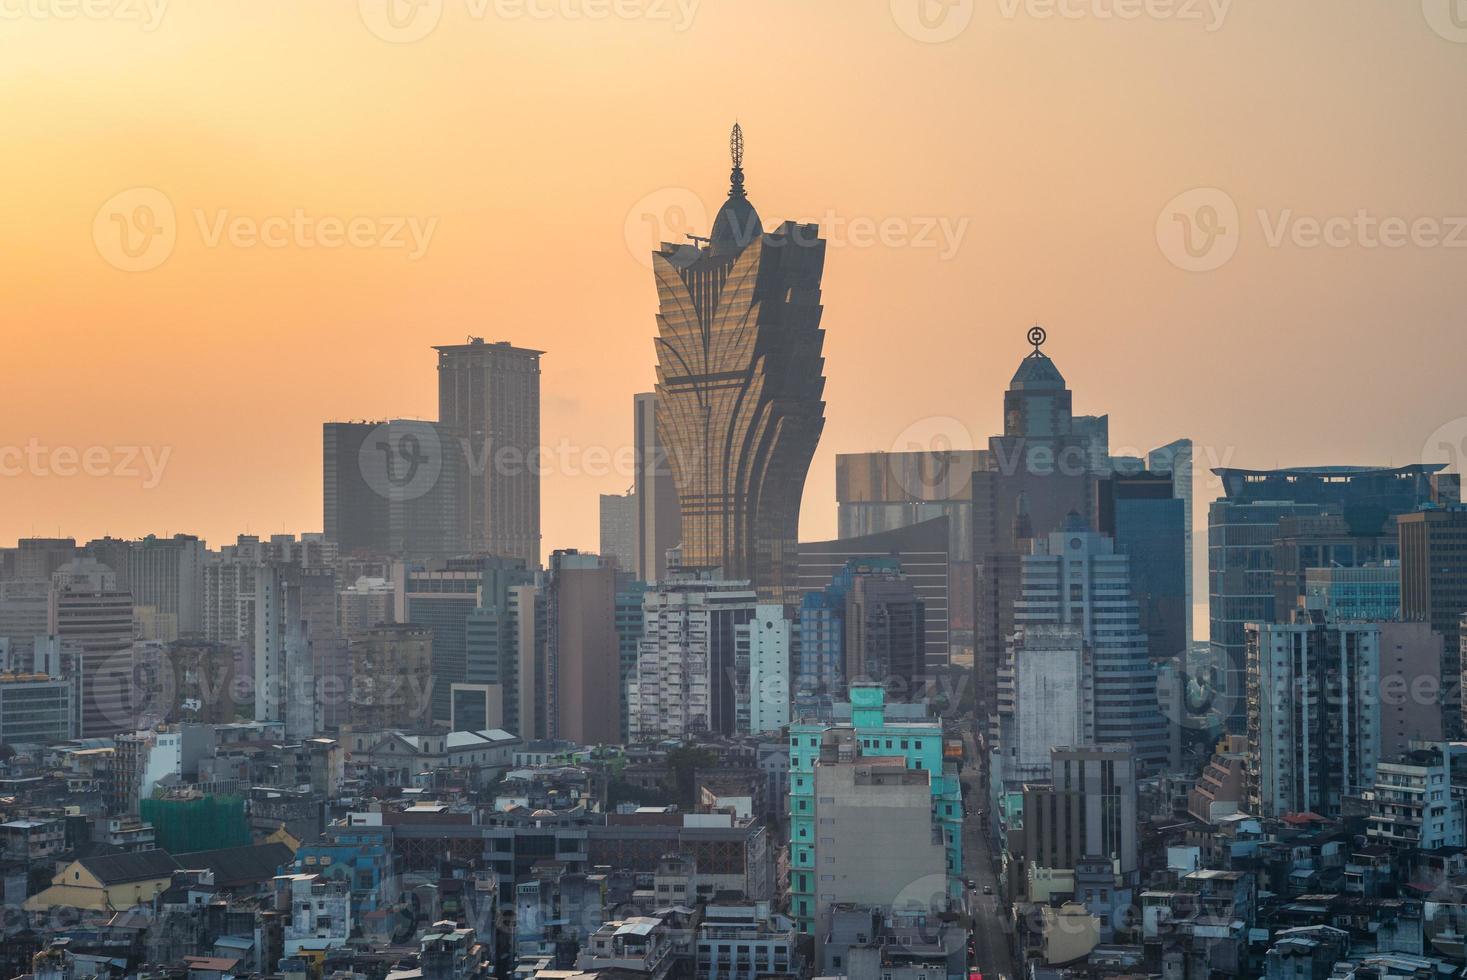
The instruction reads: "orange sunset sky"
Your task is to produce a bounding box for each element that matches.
[3,0,1467,569]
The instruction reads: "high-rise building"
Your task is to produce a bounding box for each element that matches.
[337,575,396,638]
[129,533,205,642]
[740,604,791,734]
[1212,465,1452,733]
[788,684,961,936]
[435,338,543,567]
[399,556,505,725]
[798,516,951,668]
[17,538,78,584]
[613,580,647,742]
[634,391,681,584]
[1148,440,1194,640]
[349,624,433,731]
[1095,469,1187,663]
[836,452,976,658]
[323,420,460,559]
[599,492,637,574]
[806,733,950,949]
[463,557,537,737]
[631,573,757,740]
[970,334,1112,725]
[843,566,925,698]
[652,125,826,606]
[993,624,1089,786]
[49,558,135,738]
[795,557,915,700]
[1246,616,1380,818]
[1399,506,1467,729]
[203,553,257,650]
[1017,744,1139,917]
[544,550,619,744]
[1014,519,1168,774]
[1304,563,1401,621]
[254,562,335,738]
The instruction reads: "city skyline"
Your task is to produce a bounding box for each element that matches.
[6,2,1467,565]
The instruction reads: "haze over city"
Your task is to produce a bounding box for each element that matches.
[5,4,1467,978]
[5,1,1467,560]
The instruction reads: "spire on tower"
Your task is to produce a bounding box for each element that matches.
[728,122,747,200]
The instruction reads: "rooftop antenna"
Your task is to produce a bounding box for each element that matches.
[728,122,747,200]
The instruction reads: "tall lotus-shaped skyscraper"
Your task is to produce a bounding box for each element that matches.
[652,125,827,606]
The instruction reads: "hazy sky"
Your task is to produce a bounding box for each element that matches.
[3,0,1466,565]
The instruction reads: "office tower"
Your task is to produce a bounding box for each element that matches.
[1304,563,1401,621]
[1015,519,1168,774]
[971,333,1112,724]
[17,538,78,583]
[799,516,951,668]
[1211,465,1452,734]
[463,556,536,735]
[1400,506,1467,730]
[349,624,433,730]
[48,558,135,738]
[740,604,791,734]
[1148,439,1194,640]
[324,420,459,559]
[1246,617,1380,818]
[399,556,504,724]
[836,451,976,658]
[1272,513,1399,619]
[843,566,925,697]
[993,624,1089,786]
[1095,469,1187,663]
[652,124,826,606]
[128,533,205,641]
[254,563,334,738]
[788,684,961,936]
[435,338,543,567]
[1017,744,1139,933]
[0,672,74,743]
[544,549,619,744]
[795,557,911,700]
[806,732,949,949]
[599,492,637,574]
[614,579,647,742]
[631,573,757,740]
[634,391,681,584]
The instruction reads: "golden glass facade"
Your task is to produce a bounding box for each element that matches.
[651,143,826,606]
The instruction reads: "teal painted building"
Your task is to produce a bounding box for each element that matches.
[787,683,962,934]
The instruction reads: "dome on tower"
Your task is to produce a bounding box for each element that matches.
[709,122,762,256]
[1009,351,1066,391]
